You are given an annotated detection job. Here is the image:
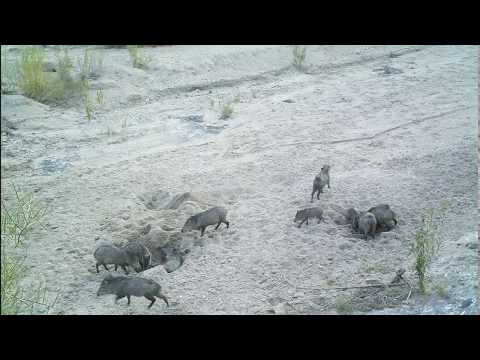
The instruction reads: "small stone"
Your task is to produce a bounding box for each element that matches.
[273,303,287,315]
[55,247,63,251]
[460,298,473,308]
[94,236,100,240]
[282,99,295,103]
[339,243,353,250]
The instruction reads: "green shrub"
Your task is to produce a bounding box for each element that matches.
[1,183,56,315]
[335,296,353,314]
[411,201,448,294]
[292,46,307,70]
[16,46,47,101]
[220,101,234,120]
[127,45,151,69]
[79,48,104,81]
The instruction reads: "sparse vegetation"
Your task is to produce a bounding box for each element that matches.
[220,101,234,120]
[1,46,17,94]
[411,201,448,294]
[335,296,353,314]
[127,45,151,69]
[292,46,307,70]
[79,48,104,81]
[1,183,56,314]
[432,281,449,299]
[16,46,47,101]
[16,46,86,105]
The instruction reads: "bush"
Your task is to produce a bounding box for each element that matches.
[1,183,56,315]
[127,45,151,69]
[411,201,448,294]
[292,46,307,70]
[15,46,93,106]
[16,46,47,101]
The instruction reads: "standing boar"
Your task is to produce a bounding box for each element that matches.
[357,212,377,240]
[96,274,169,308]
[367,204,398,231]
[311,165,331,202]
[93,244,139,275]
[124,242,152,271]
[294,207,324,228]
[181,206,229,237]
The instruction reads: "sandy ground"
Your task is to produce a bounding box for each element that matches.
[1,45,478,315]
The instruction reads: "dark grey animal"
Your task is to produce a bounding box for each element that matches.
[93,244,139,275]
[344,208,360,231]
[367,204,398,231]
[311,165,331,202]
[294,207,323,228]
[357,212,377,240]
[97,274,169,308]
[123,242,152,271]
[181,206,229,237]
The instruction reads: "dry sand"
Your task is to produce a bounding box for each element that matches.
[1,45,478,314]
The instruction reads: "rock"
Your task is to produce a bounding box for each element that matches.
[282,99,295,103]
[127,94,143,104]
[94,236,100,240]
[40,159,73,175]
[161,224,175,232]
[164,255,184,273]
[465,242,478,250]
[460,298,473,308]
[1,116,17,131]
[339,242,353,250]
[182,115,204,123]
[273,303,287,315]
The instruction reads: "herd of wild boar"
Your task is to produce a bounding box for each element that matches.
[93,164,398,310]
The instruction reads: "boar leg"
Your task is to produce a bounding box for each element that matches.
[127,295,131,305]
[200,227,206,237]
[298,218,307,228]
[215,221,222,230]
[96,263,100,273]
[121,265,129,275]
[115,294,125,304]
[311,187,317,202]
[146,295,156,308]
[103,264,110,271]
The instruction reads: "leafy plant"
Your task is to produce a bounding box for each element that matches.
[411,201,448,294]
